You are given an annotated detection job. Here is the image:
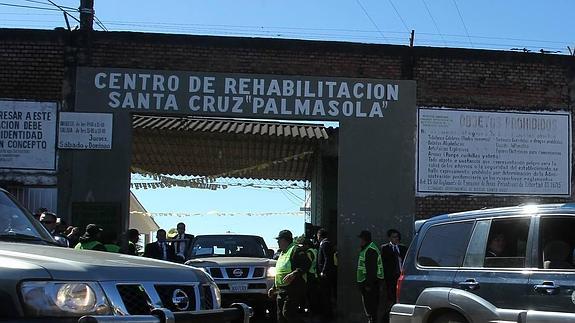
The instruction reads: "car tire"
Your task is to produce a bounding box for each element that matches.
[432,312,467,323]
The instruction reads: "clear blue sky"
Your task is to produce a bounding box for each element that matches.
[1,0,572,244]
[0,0,573,53]
[131,177,308,248]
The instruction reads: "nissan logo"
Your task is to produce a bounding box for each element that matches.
[171,289,190,311]
[232,268,244,277]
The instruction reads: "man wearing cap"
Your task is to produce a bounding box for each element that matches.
[357,230,384,323]
[74,224,106,251]
[268,230,311,323]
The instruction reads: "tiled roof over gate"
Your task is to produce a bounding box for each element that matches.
[132,115,333,181]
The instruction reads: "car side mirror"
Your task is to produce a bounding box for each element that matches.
[267,249,275,259]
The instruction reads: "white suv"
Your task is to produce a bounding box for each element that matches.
[186,234,276,318]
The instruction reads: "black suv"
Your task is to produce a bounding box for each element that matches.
[391,204,575,323]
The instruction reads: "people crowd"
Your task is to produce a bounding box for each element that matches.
[33,206,406,323]
[269,227,406,323]
[33,207,194,263]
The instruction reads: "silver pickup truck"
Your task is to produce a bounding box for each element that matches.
[0,188,250,323]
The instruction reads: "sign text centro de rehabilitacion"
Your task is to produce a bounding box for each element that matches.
[76,67,407,120]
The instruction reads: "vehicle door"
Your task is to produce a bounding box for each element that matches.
[527,214,575,317]
[454,216,532,310]
[400,220,474,305]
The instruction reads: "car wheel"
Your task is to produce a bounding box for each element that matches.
[432,312,467,323]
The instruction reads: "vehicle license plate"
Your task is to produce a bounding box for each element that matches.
[230,284,248,292]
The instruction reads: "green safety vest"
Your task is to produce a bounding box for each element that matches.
[75,240,104,250]
[307,248,318,278]
[275,242,307,287]
[357,242,384,283]
[104,244,121,253]
[334,251,338,267]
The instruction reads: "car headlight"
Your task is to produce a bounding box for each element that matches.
[267,266,277,278]
[20,281,111,317]
[210,283,222,309]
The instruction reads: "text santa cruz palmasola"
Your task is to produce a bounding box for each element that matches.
[94,73,400,118]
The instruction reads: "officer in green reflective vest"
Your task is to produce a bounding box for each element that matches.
[296,236,320,318]
[74,224,106,251]
[268,230,311,323]
[357,230,384,323]
[102,230,121,253]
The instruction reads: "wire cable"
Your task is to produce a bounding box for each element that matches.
[354,0,389,42]
[452,0,473,48]
[0,2,61,11]
[94,15,108,31]
[24,0,76,11]
[45,0,79,23]
[76,19,572,47]
[421,0,447,46]
[387,0,410,32]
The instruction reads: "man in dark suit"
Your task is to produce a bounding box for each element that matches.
[172,222,194,262]
[316,228,335,322]
[381,229,408,320]
[144,229,176,261]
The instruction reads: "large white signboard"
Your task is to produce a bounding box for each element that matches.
[58,112,113,150]
[417,108,571,196]
[0,101,56,170]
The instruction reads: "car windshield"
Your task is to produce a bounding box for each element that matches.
[191,235,267,258]
[0,191,53,242]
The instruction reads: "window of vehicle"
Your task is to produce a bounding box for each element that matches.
[482,217,530,268]
[191,235,268,258]
[538,216,575,270]
[0,191,51,240]
[417,221,474,267]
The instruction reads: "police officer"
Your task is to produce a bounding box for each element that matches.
[102,230,121,253]
[357,230,384,323]
[297,236,320,318]
[74,224,106,251]
[268,230,311,323]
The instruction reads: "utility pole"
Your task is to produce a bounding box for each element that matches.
[409,30,415,47]
[79,0,94,31]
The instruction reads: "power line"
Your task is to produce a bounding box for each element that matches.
[421,0,447,46]
[0,2,62,11]
[387,0,410,32]
[0,11,569,52]
[102,20,575,46]
[354,0,389,42]
[279,189,303,207]
[452,0,473,48]
[53,18,569,46]
[103,21,406,40]
[94,15,108,31]
[24,0,76,11]
[0,12,60,16]
[45,0,79,23]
